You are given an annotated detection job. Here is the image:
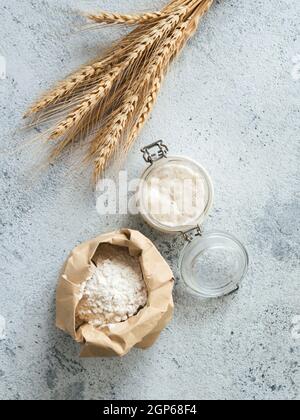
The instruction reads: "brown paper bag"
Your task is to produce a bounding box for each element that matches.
[56,229,174,357]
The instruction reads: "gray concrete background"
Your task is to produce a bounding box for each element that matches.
[0,0,299,400]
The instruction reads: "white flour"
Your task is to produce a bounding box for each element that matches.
[76,244,147,328]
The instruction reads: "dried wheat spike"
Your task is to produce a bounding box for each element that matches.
[93,96,139,180]
[87,11,163,25]
[122,3,212,158]
[87,1,195,26]
[49,10,186,139]
[25,0,215,182]
[50,67,121,139]
[25,63,110,116]
[124,78,162,157]
[26,8,184,119]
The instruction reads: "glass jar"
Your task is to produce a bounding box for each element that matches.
[137,141,249,299]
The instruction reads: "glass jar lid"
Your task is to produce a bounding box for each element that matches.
[179,230,249,298]
[137,142,214,234]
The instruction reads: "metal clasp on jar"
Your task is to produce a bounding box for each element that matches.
[181,225,203,243]
[141,140,169,165]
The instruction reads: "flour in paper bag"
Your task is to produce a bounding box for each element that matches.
[77,244,147,328]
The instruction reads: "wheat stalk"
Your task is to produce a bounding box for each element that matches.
[25,0,215,181]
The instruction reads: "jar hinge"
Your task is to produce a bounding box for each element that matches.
[141,140,169,165]
[181,225,203,243]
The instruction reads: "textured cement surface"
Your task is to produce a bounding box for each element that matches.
[0,0,299,400]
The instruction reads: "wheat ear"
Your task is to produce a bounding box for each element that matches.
[25,9,181,117]
[87,11,163,25]
[49,10,187,139]
[124,78,162,157]
[87,1,194,26]
[91,2,212,179]
[93,96,139,180]
[25,25,150,116]
[122,1,213,158]
[25,0,215,181]
[89,18,189,174]
[25,62,113,116]
[25,4,191,117]
[49,67,121,139]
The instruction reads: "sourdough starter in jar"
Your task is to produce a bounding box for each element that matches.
[139,157,214,232]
